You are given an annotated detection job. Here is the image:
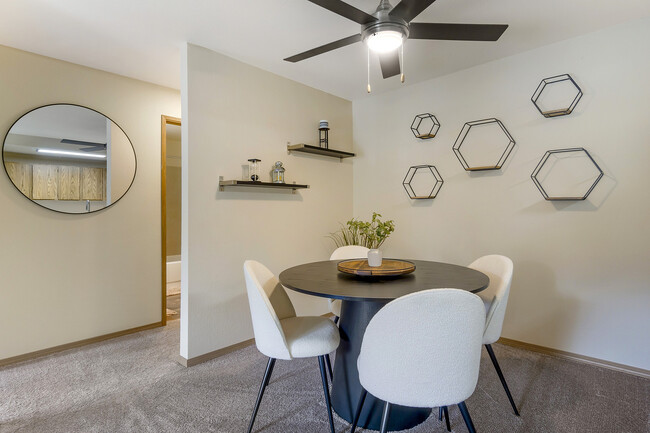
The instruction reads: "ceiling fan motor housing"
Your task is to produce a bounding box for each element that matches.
[361,1,409,43]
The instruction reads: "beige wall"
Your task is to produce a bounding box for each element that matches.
[0,45,180,360]
[180,44,353,359]
[352,18,650,370]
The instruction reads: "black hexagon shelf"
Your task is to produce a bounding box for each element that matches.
[531,74,583,118]
[452,118,515,171]
[410,113,441,139]
[402,165,444,199]
[531,147,603,201]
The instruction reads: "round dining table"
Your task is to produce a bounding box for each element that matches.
[279,259,489,431]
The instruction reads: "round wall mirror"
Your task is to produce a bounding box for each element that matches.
[2,104,136,214]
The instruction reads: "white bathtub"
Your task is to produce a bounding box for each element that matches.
[166,256,181,296]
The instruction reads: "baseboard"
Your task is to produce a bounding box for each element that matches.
[0,322,164,368]
[178,338,255,367]
[178,312,336,367]
[498,337,650,379]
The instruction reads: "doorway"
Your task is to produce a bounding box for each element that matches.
[161,115,182,324]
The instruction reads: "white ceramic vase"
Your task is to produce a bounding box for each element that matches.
[367,249,383,267]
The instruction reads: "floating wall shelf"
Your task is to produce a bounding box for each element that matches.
[402,165,444,200]
[410,113,441,139]
[452,118,515,171]
[219,180,309,193]
[531,147,603,201]
[287,143,355,160]
[531,74,583,118]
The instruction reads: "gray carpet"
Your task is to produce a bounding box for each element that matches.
[1,321,648,433]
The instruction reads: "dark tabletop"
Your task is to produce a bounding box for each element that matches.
[279,259,489,301]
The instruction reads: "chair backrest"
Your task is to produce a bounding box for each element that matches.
[357,289,485,408]
[330,245,370,260]
[243,260,296,360]
[468,255,514,344]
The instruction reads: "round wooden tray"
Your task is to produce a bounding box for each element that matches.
[337,259,416,277]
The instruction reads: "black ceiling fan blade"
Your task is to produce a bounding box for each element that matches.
[409,23,509,41]
[379,51,401,79]
[307,0,377,24]
[284,34,362,62]
[389,0,438,22]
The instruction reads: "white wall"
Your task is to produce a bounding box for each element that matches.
[180,44,353,359]
[0,45,180,360]
[352,18,650,370]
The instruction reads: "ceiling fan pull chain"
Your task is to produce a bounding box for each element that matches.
[367,46,372,93]
[400,43,405,83]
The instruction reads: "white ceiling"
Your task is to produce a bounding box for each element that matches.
[2,0,649,100]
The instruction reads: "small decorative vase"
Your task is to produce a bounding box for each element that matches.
[367,249,383,267]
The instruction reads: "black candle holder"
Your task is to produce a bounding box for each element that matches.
[531,74,583,118]
[410,113,441,139]
[531,147,603,200]
[402,165,444,199]
[452,118,515,171]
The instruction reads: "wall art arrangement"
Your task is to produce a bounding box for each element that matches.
[410,113,441,139]
[452,118,516,171]
[404,73,604,203]
[530,147,603,201]
[402,165,444,200]
[531,74,583,118]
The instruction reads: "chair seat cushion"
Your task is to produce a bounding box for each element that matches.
[281,316,340,359]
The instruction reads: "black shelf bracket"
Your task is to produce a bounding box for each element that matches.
[219,179,309,194]
[452,118,515,171]
[531,74,583,118]
[287,143,354,161]
[531,147,603,201]
[402,165,444,199]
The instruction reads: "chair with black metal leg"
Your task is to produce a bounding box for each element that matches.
[243,260,340,433]
[468,255,520,416]
[350,288,486,433]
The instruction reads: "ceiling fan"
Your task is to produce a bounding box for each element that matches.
[284,0,508,82]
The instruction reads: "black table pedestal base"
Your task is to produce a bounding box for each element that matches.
[331,300,431,431]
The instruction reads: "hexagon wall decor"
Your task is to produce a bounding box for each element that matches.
[410,113,441,139]
[531,147,603,200]
[402,165,444,199]
[452,118,515,171]
[531,74,583,118]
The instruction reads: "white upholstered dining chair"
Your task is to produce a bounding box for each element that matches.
[243,260,340,433]
[328,245,370,322]
[350,289,486,433]
[468,254,519,416]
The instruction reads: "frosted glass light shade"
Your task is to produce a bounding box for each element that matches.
[366,31,403,53]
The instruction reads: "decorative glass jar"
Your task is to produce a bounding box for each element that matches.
[272,161,285,183]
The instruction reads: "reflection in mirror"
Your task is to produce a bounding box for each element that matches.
[2,104,136,214]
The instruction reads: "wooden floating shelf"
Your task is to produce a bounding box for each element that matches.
[466,165,501,171]
[415,134,436,139]
[219,180,309,193]
[287,144,355,160]
[542,109,572,118]
[544,196,587,201]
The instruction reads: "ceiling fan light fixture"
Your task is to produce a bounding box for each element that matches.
[366,30,404,53]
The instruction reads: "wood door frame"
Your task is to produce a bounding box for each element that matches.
[161,115,182,325]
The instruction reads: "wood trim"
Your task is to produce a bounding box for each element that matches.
[498,337,650,379]
[161,115,181,326]
[0,322,163,368]
[178,338,255,367]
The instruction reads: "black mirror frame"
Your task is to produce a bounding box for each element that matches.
[1,103,137,215]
